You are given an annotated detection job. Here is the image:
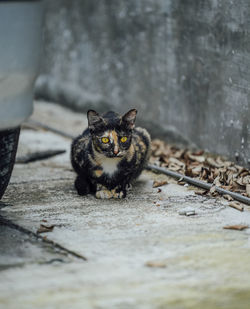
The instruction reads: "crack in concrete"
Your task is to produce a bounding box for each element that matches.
[0,215,87,261]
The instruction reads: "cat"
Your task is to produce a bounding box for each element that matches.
[71,109,151,199]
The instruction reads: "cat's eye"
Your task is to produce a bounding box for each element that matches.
[101,137,110,144]
[120,136,128,143]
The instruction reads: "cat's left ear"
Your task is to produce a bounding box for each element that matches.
[121,109,137,130]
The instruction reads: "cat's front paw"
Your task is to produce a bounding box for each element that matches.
[112,189,126,199]
[95,189,113,199]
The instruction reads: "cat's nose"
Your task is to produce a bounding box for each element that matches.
[113,146,119,155]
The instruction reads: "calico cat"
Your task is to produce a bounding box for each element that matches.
[71,109,151,199]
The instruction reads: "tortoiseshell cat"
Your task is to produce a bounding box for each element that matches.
[71,109,151,199]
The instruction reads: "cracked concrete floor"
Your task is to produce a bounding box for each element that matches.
[1,101,250,309]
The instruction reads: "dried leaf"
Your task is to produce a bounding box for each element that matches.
[209,185,218,196]
[145,261,167,268]
[221,185,234,191]
[37,224,55,234]
[216,156,226,166]
[229,202,244,212]
[154,147,165,157]
[208,172,215,183]
[238,169,249,177]
[185,167,194,177]
[195,190,208,196]
[223,194,234,201]
[201,167,209,180]
[191,166,202,176]
[206,157,224,168]
[192,150,204,156]
[223,225,248,231]
[188,153,205,163]
[169,157,185,167]
[226,172,235,186]
[227,166,238,173]
[213,176,222,187]
[243,176,250,185]
[246,184,250,197]
[161,155,169,164]
[177,177,184,183]
[174,149,186,159]
[153,180,168,188]
[178,181,186,186]
[168,163,183,172]
[152,139,162,147]
[235,177,246,188]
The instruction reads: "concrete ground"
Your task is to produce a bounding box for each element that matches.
[1,101,250,309]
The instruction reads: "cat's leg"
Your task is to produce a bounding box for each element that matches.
[126,183,132,191]
[95,184,113,199]
[75,175,91,196]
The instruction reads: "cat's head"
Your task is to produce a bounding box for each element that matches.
[87,109,137,158]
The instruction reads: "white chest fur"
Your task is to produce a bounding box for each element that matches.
[101,157,122,175]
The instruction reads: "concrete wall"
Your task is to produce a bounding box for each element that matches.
[37,0,250,167]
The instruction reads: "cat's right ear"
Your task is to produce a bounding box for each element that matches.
[87,110,104,132]
[121,109,137,130]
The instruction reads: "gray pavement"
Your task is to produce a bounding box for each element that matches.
[1,101,250,309]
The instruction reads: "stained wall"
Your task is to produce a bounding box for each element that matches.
[37,0,250,166]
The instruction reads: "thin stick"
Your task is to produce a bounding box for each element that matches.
[26,119,75,139]
[146,164,250,206]
[16,149,66,164]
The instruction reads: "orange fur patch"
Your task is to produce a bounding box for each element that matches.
[94,169,103,177]
[111,130,119,153]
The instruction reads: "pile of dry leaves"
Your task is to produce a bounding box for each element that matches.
[150,139,250,198]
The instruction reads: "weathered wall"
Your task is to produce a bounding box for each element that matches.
[37,0,250,167]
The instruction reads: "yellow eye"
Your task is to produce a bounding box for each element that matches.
[120,136,128,143]
[101,137,110,144]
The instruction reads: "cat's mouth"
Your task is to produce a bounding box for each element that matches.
[107,152,124,158]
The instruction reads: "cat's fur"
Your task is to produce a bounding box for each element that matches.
[71,109,151,199]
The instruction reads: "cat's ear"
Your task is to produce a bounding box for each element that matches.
[121,109,137,130]
[87,110,105,132]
